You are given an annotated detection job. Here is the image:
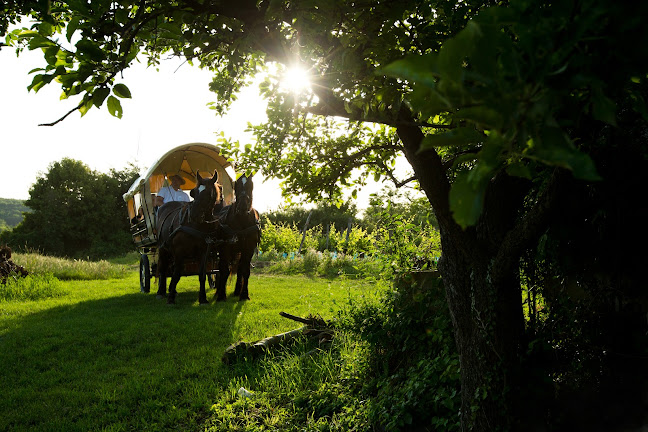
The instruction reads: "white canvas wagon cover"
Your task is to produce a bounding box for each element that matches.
[123,142,235,204]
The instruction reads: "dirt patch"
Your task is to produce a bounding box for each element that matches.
[0,245,28,284]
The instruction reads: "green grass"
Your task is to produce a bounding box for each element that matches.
[0,271,376,431]
[12,252,130,280]
[0,273,65,302]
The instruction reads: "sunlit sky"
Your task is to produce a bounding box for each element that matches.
[0,46,286,211]
[0,42,401,213]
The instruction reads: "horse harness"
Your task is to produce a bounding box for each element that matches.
[157,203,223,250]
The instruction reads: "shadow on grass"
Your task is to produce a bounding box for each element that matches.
[0,289,247,431]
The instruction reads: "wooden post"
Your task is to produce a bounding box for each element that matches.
[325,223,330,251]
[297,211,313,255]
[344,217,352,253]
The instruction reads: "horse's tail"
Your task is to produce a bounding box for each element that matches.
[227,252,242,289]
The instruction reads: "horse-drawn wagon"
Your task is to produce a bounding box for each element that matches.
[123,143,236,297]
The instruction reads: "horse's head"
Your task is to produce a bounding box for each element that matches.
[234,174,254,215]
[190,170,220,222]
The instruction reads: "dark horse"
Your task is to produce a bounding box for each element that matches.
[156,170,220,304]
[215,174,261,301]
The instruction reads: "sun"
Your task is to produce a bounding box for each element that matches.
[280,65,311,94]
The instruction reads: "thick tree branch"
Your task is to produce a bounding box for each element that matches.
[395,104,453,229]
[304,104,453,129]
[493,168,566,272]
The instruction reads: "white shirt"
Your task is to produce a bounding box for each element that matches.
[157,186,190,204]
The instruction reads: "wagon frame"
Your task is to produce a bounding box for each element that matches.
[123,143,236,293]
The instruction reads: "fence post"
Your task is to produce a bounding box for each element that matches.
[297,211,313,255]
[344,217,352,253]
[325,223,330,251]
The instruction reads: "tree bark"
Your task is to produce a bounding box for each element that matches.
[395,106,550,430]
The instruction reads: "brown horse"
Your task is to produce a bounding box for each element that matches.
[215,174,261,301]
[156,170,220,304]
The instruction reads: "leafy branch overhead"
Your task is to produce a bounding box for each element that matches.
[4,0,647,228]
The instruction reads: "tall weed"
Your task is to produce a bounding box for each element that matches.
[12,252,128,280]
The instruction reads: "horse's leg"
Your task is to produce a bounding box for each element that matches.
[156,250,168,299]
[167,260,181,304]
[198,246,209,304]
[238,247,252,301]
[232,251,242,297]
[215,247,228,301]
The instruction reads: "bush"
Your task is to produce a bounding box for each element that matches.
[339,271,460,431]
[0,273,65,301]
[259,250,382,279]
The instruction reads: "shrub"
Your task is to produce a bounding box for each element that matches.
[339,272,460,431]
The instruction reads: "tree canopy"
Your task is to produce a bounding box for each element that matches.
[1,158,139,259]
[4,0,648,429]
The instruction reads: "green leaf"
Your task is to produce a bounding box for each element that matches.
[38,22,54,37]
[532,127,601,181]
[591,92,617,126]
[505,162,532,179]
[408,86,452,118]
[66,17,81,42]
[106,96,123,118]
[27,74,45,92]
[17,30,40,40]
[449,171,488,229]
[381,53,438,88]
[93,88,110,107]
[76,39,105,62]
[454,106,504,129]
[420,128,485,150]
[78,97,93,117]
[113,83,132,98]
[438,36,465,82]
[28,35,56,50]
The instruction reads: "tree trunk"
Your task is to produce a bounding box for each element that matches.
[438,237,524,430]
[396,109,529,430]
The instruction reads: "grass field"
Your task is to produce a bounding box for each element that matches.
[0,270,378,431]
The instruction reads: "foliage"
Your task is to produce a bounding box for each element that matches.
[370,211,441,275]
[382,0,648,227]
[0,198,30,231]
[12,251,129,280]
[259,217,314,254]
[264,201,359,232]
[262,250,382,279]
[0,158,139,259]
[0,273,64,301]
[362,186,437,232]
[516,113,648,429]
[339,272,460,431]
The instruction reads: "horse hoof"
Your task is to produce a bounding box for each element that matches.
[239,296,250,302]
[156,294,166,300]
[215,296,227,302]
[167,299,176,305]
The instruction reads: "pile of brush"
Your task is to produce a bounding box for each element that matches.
[0,245,28,284]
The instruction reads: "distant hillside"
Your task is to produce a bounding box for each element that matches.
[0,198,30,231]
